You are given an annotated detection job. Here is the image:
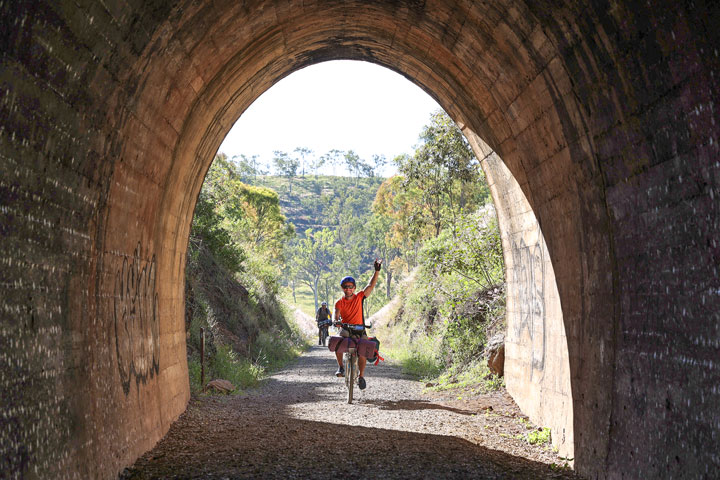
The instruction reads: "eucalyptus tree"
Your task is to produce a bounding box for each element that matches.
[232,153,264,182]
[309,151,327,178]
[323,148,344,176]
[344,150,361,180]
[420,205,504,289]
[371,154,388,178]
[396,110,483,236]
[293,146,312,177]
[366,212,397,299]
[232,184,295,260]
[291,227,336,311]
[205,154,293,263]
[372,173,430,271]
[272,150,299,194]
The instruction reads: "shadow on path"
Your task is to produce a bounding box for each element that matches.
[122,415,575,479]
[363,398,477,416]
[121,346,581,479]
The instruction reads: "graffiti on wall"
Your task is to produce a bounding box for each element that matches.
[113,242,160,395]
[511,235,547,382]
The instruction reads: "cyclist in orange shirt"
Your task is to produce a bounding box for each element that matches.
[332,258,382,390]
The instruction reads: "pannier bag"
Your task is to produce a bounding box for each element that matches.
[328,336,383,363]
[327,336,351,354]
[365,337,381,363]
[355,338,377,359]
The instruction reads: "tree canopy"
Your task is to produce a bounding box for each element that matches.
[206,109,496,316]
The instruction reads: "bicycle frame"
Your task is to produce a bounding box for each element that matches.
[336,322,370,404]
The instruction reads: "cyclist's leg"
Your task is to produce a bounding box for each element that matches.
[358,332,369,377]
[335,350,343,367]
[335,328,349,367]
[358,355,367,377]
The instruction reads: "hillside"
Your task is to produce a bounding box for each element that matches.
[242,174,384,235]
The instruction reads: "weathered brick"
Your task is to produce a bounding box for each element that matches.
[1,1,719,479]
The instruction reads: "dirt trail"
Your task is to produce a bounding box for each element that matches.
[122,347,580,479]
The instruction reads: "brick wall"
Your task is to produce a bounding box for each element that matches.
[1,1,718,478]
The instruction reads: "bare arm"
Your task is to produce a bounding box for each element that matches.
[362,258,382,297]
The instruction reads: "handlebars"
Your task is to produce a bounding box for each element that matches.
[334,322,372,332]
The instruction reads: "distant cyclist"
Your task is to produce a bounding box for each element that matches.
[332,258,382,390]
[316,301,331,345]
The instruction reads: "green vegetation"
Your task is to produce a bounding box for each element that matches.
[526,427,552,446]
[374,205,506,393]
[370,116,503,390]
[187,109,507,399]
[185,154,307,396]
[513,419,554,449]
[248,173,387,316]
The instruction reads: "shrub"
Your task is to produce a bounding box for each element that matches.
[377,204,506,391]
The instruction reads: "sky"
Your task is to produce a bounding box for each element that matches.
[218,60,442,177]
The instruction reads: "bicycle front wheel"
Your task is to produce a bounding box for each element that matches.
[346,354,355,404]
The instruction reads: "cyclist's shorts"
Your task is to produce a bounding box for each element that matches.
[339,328,368,340]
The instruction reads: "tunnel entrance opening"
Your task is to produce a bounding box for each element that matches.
[183,58,573,459]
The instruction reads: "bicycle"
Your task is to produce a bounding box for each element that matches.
[335,322,371,404]
[318,319,331,346]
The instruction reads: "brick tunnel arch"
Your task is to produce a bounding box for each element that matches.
[1,2,718,479]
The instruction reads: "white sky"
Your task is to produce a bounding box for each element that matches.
[218,60,442,177]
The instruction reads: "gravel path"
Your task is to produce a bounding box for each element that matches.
[121,346,581,479]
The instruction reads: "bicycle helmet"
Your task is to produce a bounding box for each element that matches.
[321,301,327,306]
[340,276,356,287]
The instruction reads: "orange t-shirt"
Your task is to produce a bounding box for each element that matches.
[334,291,366,325]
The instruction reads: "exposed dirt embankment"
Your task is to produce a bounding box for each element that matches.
[292,305,317,337]
[122,347,580,479]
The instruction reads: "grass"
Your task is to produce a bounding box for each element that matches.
[373,319,444,380]
[374,303,504,395]
[427,360,505,393]
[188,347,266,395]
[212,345,265,388]
[389,344,444,379]
[188,318,311,396]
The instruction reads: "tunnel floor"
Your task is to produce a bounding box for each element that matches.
[121,346,580,479]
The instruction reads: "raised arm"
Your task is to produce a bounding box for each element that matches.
[362,258,382,297]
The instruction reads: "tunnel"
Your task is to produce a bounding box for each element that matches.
[1,1,718,478]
